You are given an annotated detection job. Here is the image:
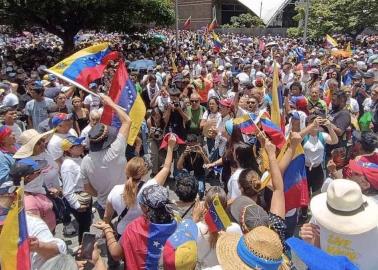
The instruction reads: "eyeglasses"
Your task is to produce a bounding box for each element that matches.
[190,100,199,104]
[247,101,257,105]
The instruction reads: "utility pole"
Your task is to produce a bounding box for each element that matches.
[175,0,179,49]
[260,1,263,19]
[303,0,310,45]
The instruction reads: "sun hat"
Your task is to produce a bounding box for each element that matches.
[61,136,85,151]
[49,113,73,128]
[13,129,54,159]
[216,226,285,270]
[163,219,198,270]
[88,123,118,152]
[230,196,270,233]
[286,237,359,270]
[310,179,378,235]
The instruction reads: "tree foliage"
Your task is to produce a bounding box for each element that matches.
[222,13,264,28]
[288,0,378,39]
[0,0,175,52]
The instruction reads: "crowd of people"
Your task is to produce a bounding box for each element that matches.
[0,28,378,270]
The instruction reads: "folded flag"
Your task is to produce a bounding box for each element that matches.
[286,237,359,270]
[0,187,30,270]
[101,59,146,145]
[49,43,118,87]
[160,133,186,150]
[283,145,309,212]
[183,16,192,30]
[325,34,338,48]
[163,219,198,270]
[204,194,231,233]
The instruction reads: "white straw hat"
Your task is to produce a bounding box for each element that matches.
[310,179,378,235]
[13,129,54,159]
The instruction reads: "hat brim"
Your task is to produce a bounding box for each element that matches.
[216,233,258,270]
[89,126,118,152]
[13,130,55,159]
[310,192,378,235]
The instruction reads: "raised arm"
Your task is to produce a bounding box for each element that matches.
[278,132,303,175]
[154,134,177,186]
[101,94,131,140]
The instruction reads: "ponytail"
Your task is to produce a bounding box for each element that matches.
[123,177,139,208]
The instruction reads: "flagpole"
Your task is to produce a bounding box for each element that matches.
[44,68,127,112]
[303,0,310,45]
[175,0,179,49]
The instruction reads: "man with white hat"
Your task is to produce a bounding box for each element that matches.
[300,179,378,270]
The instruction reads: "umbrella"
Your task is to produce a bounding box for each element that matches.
[128,59,156,71]
[153,34,167,42]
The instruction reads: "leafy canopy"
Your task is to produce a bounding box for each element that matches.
[222,13,264,28]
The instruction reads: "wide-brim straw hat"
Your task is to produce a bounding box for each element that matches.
[13,129,54,159]
[216,226,286,270]
[310,179,378,235]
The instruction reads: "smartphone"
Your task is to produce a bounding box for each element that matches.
[81,232,96,260]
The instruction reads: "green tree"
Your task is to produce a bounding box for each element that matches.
[288,0,378,39]
[0,0,174,53]
[222,13,264,28]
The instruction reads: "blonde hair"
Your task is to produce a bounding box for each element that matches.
[123,157,148,208]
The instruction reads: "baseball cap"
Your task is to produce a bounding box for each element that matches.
[49,113,73,128]
[88,82,98,89]
[219,98,233,108]
[61,136,85,151]
[8,158,48,183]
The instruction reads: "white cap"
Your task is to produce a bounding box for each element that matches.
[218,65,224,71]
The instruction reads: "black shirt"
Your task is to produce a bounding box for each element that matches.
[183,152,205,177]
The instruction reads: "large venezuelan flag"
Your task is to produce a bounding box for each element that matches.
[121,216,177,270]
[204,194,231,233]
[283,145,309,212]
[49,43,118,87]
[0,187,30,270]
[211,32,222,52]
[101,59,146,145]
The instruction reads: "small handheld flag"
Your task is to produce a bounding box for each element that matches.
[325,34,338,48]
[49,43,118,87]
[183,16,192,30]
[204,194,231,233]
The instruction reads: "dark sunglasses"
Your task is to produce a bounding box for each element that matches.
[247,101,257,105]
[190,100,199,103]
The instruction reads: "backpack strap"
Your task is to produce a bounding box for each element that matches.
[117,181,145,223]
[318,132,325,147]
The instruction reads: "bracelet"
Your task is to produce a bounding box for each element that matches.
[107,240,117,247]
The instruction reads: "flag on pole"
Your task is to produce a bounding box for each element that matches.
[325,34,338,48]
[207,18,218,32]
[211,32,222,52]
[183,16,192,30]
[101,59,146,145]
[49,43,118,87]
[204,194,231,233]
[271,62,283,131]
[0,187,30,270]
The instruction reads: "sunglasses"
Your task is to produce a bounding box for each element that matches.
[247,101,257,105]
[190,100,199,104]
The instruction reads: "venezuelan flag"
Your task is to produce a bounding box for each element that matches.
[49,43,118,87]
[204,194,231,233]
[0,187,30,270]
[207,18,218,32]
[283,145,309,212]
[325,34,338,48]
[211,32,222,52]
[271,62,284,131]
[101,59,146,145]
[163,219,198,270]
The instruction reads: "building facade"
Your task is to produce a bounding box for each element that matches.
[177,0,297,29]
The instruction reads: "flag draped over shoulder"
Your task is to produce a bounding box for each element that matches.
[283,145,309,212]
[101,59,146,145]
[49,43,118,87]
[0,187,30,270]
[325,34,338,48]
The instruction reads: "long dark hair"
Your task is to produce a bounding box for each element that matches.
[233,142,261,174]
[150,107,165,129]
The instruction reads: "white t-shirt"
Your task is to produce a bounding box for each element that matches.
[83,94,101,111]
[227,168,243,200]
[79,133,127,207]
[26,214,67,270]
[47,129,77,161]
[303,132,330,167]
[363,98,373,112]
[196,221,242,268]
[346,97,359,113]
[202,111,222,129]
[207,89,223,100]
